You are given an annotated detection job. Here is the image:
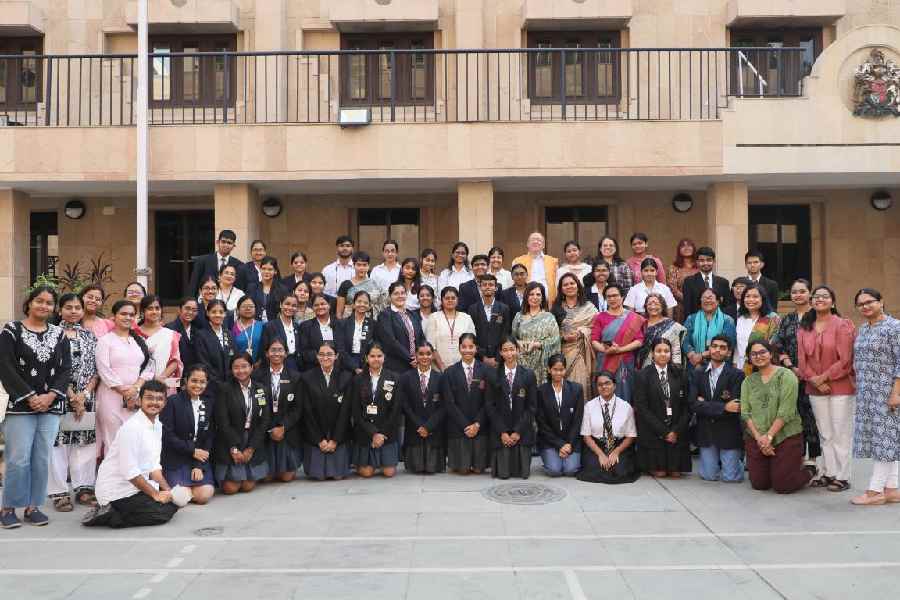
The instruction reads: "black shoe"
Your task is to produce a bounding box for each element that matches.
[81,504,113,527]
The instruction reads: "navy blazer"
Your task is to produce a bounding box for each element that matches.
[467,300,512,361]
[458,279,504,314]
[335,315,376,372]
[260,317,302,372]
[246,281,288,323]
[252,366,303,448]
[300,368,353,446]
[400,368,445,444]
[536,380,584,452]
[299,317,351,372]
[688,362,745,450]
[194,327,237,396]
[212,379,271,465]
[633,364,691,448]
[351,369,404,446]
[441,360,493,438]
[498,286,525,314]
[486,365,538,447]
[188,253,246,297]
[160,391,215,472]
[374,307,425,374]
[165,318,200,371]
[281,273,312,291]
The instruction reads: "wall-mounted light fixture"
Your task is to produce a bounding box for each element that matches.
[262,197,283,218]
[64,199,86,220]
[672,192,694,213]
[870,190,893,211]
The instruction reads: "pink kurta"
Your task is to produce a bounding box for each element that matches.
[797,316,857,396]
[95,333,155,456]
[83,317,115,339]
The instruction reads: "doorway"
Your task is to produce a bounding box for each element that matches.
[748,204,811,298]
[155,210,214,305]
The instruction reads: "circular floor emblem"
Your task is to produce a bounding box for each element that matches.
[482,482,567,505]
[194,526,224,537]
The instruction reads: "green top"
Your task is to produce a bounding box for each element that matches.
[740,366,802,447]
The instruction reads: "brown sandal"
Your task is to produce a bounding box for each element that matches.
[76,490,97,507]
[52,496,74,512]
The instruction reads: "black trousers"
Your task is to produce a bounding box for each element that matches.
[109,493,179,529]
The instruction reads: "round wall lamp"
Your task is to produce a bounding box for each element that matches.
[672,193,694,213]
[64,199,86,220]
[261,197,283,218]
[870,190,893,211]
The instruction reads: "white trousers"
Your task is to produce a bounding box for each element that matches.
[47,443,97,496]
[868,460,900,492]
[809,394,855,481]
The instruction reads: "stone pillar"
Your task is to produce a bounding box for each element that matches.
[214,183,260,262]
[0,189,31,324]
[454,0,485,121]
[254,0,288,122]
[706,182,749,283]
[457,180,494,255]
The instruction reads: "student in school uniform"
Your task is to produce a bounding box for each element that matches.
[188,230,246,297]
[375,282,426,375]
[442,333,493,474]
[351,343,403,478]
[299,294,350,371]
[467,274,512,368]
[499,263,529,314]
[212,353,271,494]
[400,342,446,474]
[260,294,303,372]
[245,256,288,323]
[458,254,502,313]
[165,298,201,371]
[159,365,216,506]
[486,337,538,479]
[336,290,377,375]
[193,300,236,397]
[300,342,354,481]
[536,354,584,477]
[253,338,303,483]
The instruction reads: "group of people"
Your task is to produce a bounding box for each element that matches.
[1,228,898,531]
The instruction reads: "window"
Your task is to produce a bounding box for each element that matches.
[545,206,608,258]
[729,28,822,96]
[749,205,811,296]
[0,37,43,108]
[340,34,434,106]
[155,210,215,305]
[357,208,420,260]
[527,31,620,103]
[30,212,58,284]
[150,35,236,107]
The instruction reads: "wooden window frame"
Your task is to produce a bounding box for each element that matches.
[340,33,435,107]
[728,27,823,96]
[0,37,44,109]
[149,35,237,108]
[526,31,621,105]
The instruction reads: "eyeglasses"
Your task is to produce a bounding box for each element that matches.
[749,350,770,358]
[812,294,832,301]
[856,299,879,308]
[182,307,198,313]
[317,352,336,358]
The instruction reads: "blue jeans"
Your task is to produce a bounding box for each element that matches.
[540,448,581,477]
[698,445,743,482]
[2,413,61,509]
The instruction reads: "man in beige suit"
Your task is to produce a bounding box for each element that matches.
[513,232,559,304]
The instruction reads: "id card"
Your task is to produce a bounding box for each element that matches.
[666,406,673,417]
[366,404,378,416]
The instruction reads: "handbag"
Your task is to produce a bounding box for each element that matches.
[60,411,96,432]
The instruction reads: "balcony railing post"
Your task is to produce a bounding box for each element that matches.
[559,49,567,120]
[44,57,53,126]
[223,53,230,123]
[390,51,397,122]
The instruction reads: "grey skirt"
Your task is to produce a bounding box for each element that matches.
[268,440,303,475]
[304,443,351,480]
[492,444,533,479]
[215,460,269,483]
[404,437,446,474]
[447,435,490,472]
[352,440,400,469]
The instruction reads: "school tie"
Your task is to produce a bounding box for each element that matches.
[705,274,712,289]
[659,369,670,398]
[399,311,416,357]
[271,374,280,414]
[465,365,473,387]
[420,372,428,397]
[507,370,514,410]
[220,257,226,271]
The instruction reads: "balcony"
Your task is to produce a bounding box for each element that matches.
[523,0,633,29]
[0,47,805,127]
[125,0,241,34]
[726,0,846,27]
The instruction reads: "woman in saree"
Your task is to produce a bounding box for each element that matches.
[590,284,645,403]
[136,295,183,396]
[683,288,737,368]
[336,251,387,320]
[511,282,561,385]
[636,293,687,369]
[551,273,597,398]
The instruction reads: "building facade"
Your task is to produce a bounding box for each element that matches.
[1,0,899,320]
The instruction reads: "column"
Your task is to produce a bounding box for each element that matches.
[706,182,749,283]
[457,180,494,255]
[0,189,31,324]
[454,0,485,121]
[214,183,260,262]
[254,0,288,122]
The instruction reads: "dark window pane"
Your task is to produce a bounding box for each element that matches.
[358,208,388,226]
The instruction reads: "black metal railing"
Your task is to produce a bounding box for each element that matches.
[0,47,806,127]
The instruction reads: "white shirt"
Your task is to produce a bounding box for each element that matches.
[95,410,163,506]
[322,368,333,387]
[438,265,474,297]
[623,281,678,314]
[417,368,432,390]
[557,263,591,283]
[370,263,401,291]
[529,253,547,287]
[581,396,637,439]
[352,317,365,354]
[281,317,296,354]
[211,325,225,348]
[700,271,715,288]
[734,315,758,369]
[319,318,334,341]
[190,397,202,439]
[369,371,382,399]
[706,362,724,393]
[491,268,513,290]
[590,284,608,312]
[504,366,517,386]
[215,287,245,312]
[322,259,355,296]
[420,273,439,292]
[552,384,563,409]
[215,253,230,270]
[483,301,495,322]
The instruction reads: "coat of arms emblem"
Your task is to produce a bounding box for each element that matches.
[853,49,900,117]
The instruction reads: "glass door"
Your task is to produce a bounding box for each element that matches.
[155,210,214,305]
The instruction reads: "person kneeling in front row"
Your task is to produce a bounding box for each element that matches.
[83,380,179,528]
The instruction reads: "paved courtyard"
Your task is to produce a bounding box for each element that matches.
[2,457,899,600]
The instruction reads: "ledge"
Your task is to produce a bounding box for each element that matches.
[329,0,439,33]
[523,0,632,30]
[125,0,241,34]
[0,1,45,36]
[727,0,846,28]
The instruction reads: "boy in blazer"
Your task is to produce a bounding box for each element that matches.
[681,247,732,318]
[458,255,502,313]
[688,334,746,482]
[467,274,511,367]
[188,230,247,296]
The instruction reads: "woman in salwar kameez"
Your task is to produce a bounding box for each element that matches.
[511,282,561,385]
[551,273,598,400]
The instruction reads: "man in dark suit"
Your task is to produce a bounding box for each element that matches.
[687,334,746,482]
[744,250,779,310]
[187,229,247,296]
[681,246,732,318]
[459,254,501,313]
[498,262,528,314]
[467,274,511,367]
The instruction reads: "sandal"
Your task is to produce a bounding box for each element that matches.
[52,496,74,512]
[810,475,833,488]
[76,490,97,507]
[828,479,851,492]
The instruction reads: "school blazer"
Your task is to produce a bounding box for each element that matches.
[688,363,745,450]
[165,318,199,371]
[260,318,302,370]
[632,365,691,448]
[212,380,271,465]
[335,316,376,372]
[467,300,512,360]
[299,318,350,372]
[299,368,353,446]
[194,327,236,395]
[441,360,493,438]
[188,253,246,297]
[351,369,404,446]
[246,281,289,323]
[536,380,584,452]
[374,307,425,373]
[498,287,524,314]
[681,272,732,318]
[458,279,504,314]
[400,368,446,444]
[160,391,216,471]
[486,366,538,447]
[252,366,303,448]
